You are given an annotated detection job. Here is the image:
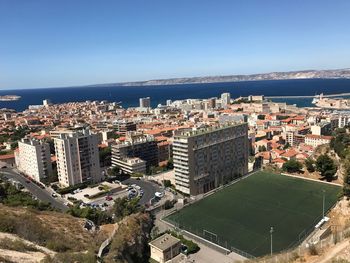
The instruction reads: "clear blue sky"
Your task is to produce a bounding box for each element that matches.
[1,0,350,89]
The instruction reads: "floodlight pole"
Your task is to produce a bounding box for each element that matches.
[322,190,326,219]
[270,226,274,256]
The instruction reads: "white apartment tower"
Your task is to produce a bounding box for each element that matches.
[54,129,101,187]
[221,92,231,108]
[173,123,248,195]
[16,138,52,182]
[139,97,151,108]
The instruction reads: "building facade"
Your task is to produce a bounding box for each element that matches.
[149,234,181,263]
[221,92,231,108]
[305,134,332,148]
[139,97,151,108]
[115,120,137,134]
[173,123,249,195]
[114,157,146,174]
[111,132,158,174]
[53,129,101,187]
[16,138,52,182]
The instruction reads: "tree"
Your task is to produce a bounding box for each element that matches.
[166,158,174,170]
[330,129,350,159]
[257,114,265,120]
[112,197,141,221]
[258,145,267,152]
[10,142,18,150]
[162,179,172,188]
[343,161,350,197]
[67,205,111,225]
[164,200,175,210]
[316,154,337,181]
[107,166,120,177]
[283,143,291,150]
[99,147,111,167]
[305,158,315,173]
[282,159,302,173]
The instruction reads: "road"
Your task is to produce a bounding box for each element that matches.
[1,168,69,212]
[123,178,160,205]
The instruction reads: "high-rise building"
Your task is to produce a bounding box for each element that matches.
[173,123,248,195]
[43,99,52,107]
[139,97,151,108]
[221,93,231,108]
[53,128,101,187]
[111,132,158,174]
[16,138,52,182]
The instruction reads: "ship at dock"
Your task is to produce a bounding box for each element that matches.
[0,95,21,101]
[311,93,323,104]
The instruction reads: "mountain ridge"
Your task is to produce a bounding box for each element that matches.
[87,68,350,87]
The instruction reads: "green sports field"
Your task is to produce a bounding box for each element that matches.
[165,171,341,257]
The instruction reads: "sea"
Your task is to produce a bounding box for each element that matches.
[1,78,350,112]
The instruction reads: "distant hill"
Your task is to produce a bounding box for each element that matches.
[89,68,350,87]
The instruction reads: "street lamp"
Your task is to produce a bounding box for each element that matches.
[322,190,326,219]
[270,226,274,256]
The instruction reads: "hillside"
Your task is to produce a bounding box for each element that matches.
[0,204,111,263]
[88,68,350,87]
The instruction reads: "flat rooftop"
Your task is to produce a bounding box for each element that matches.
[149,233,180,251]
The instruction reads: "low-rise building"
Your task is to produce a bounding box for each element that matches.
[149,234,181,263]
[0,153,15,168]
[113,157,146,174]
[305,134,332,148]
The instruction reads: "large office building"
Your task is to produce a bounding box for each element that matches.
[173,123,249,195]
[53,129,101,187]
[111,132,158,174]
[15,138,52,183]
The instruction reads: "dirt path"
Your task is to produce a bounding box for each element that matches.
[0,249,47,263]
[0,232,55,263]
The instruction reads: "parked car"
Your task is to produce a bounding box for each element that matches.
[105,195,113,201]
[129,189,137,195]
[51,193,58,198]
[155,192,164,198]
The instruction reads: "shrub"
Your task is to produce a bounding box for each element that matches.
[163,180,172,188]
[308,244,318,255]
[282,159,302,173]
[169,231,200,254]
[164,200,175,210]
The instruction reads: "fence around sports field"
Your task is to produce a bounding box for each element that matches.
[162,170,341,259]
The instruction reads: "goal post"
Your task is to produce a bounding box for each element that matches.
[203,229,218,243]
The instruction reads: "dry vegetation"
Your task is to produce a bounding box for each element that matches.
[104,212,153,263]
[0,204,110,263]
